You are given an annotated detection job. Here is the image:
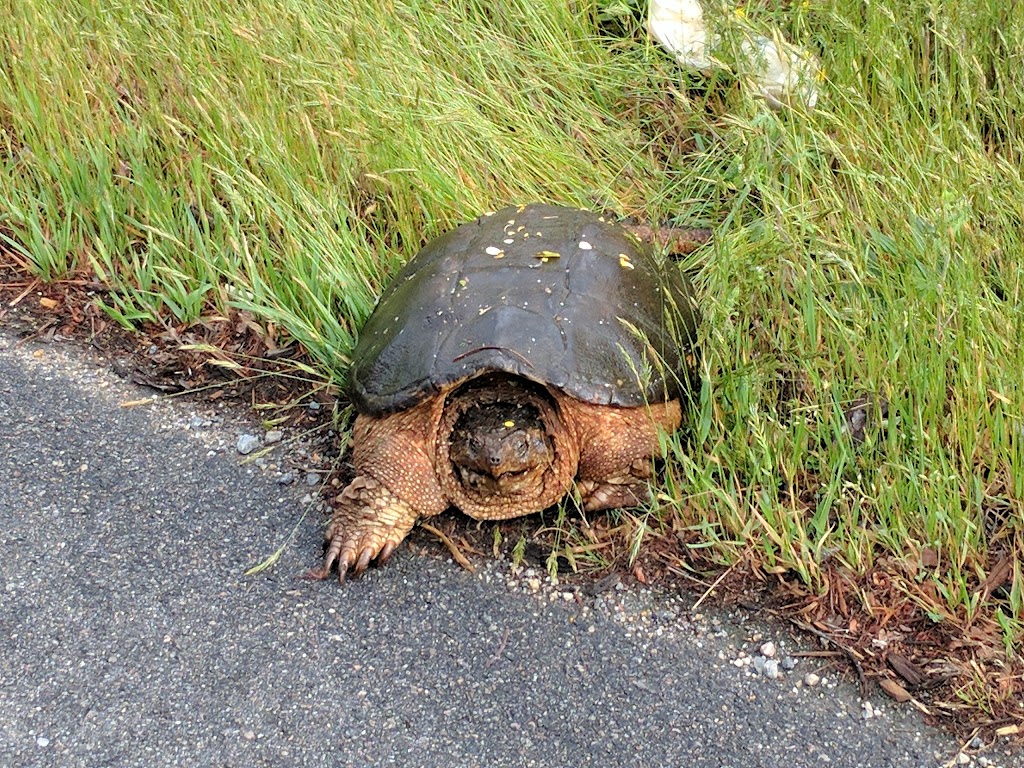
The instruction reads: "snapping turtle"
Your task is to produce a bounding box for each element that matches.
[311,203,700,581]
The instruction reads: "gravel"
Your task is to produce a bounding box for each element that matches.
[236,433,261,455]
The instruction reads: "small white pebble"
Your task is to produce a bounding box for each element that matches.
[36,737,49,747]
[485,246,503,256]
[760,641,776,658]
[804,672,821,687]
[578,241,592,249]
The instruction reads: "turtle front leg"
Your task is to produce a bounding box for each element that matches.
[308,406,448,582]
[569,399,681,513]
[306,476,420,581]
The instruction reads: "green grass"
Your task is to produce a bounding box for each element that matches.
[2,0,1022,656]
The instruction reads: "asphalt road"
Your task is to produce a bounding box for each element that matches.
[0,330,975,767]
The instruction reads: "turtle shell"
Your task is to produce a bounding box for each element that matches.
[348,203,699,418]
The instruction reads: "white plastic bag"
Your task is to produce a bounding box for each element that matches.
[647,0,820,111]
[647,0,713,69]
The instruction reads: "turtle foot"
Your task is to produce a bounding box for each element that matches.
[307,476,418,583]
[578,462,654,512]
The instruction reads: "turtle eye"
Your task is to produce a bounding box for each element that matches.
[514,435,529,458]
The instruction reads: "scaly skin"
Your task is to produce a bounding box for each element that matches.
[308,400,448,582]
[566,399,681,511]
[306,476,420,581]
[310,381,682,582]
[434,379,578,521]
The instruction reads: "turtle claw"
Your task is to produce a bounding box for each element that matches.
[314,535,400,582]
[355,546,375,574]
[301,565,330,581]
[335,554,352,584]
[312,476,420,584]
[378,540,398,563]
[301,545,349,582]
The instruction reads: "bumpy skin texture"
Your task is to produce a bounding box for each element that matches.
[448,399,553,497]
[310,380,681,581]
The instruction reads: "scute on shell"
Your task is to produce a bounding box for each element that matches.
[347,203,700,417]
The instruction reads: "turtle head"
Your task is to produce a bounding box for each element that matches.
[447,391,554,497]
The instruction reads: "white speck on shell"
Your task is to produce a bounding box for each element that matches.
[579,241,592,250]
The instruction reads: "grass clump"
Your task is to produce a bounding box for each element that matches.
[2,0,1022,711]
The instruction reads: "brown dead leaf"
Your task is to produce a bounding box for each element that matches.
[887,652,929,689]
[39,297,59,310]
[879,678,913,702]
[980,556,1013,595]
[632,564,648,585]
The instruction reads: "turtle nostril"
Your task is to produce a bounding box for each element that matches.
[489,455,502,467]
